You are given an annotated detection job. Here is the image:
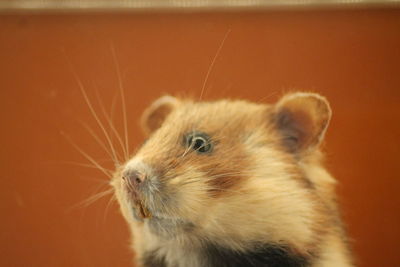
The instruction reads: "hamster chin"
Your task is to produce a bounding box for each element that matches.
[145,216,195,238]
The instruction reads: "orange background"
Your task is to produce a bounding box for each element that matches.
[1,9,399,267]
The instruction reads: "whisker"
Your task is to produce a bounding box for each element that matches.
[103,191,117,223]
[180,141,194,159]
[61,131,112,179]
[110,92,119,129]
[110,43,129,161]
[255,90,280,105]
[63,51,121,166]
[199,29,231,101]
[68,188,114,211]
[94,87,128,161]
[78,120,117,168]
[56,160,113,176]
[79,84,121,165]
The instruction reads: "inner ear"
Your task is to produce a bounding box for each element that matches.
[140,95,180,136]
[274,92,332,153]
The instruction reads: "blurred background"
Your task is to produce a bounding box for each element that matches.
[1,1,400,266]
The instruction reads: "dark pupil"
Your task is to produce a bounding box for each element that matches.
[188,135,211,153]
[193,138,205,150]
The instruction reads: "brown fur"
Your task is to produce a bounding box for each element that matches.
[111,92,353,267]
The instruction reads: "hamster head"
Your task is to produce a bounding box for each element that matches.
[112,92,332,249]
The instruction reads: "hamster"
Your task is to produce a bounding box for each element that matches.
[111,92,353,267]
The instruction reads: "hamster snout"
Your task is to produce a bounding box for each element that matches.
[122,170,146,192]
[121,161,154,219]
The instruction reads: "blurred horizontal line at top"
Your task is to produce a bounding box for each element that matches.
[1,0,399,12]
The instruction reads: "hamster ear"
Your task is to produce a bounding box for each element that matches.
[140,95,180,136]
[273,92,332,153]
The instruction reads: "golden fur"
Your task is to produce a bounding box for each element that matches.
[111,92,353,267]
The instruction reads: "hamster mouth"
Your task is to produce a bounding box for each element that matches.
[135,200,152,219]
[123,188,152,219]
[122,179,152,219]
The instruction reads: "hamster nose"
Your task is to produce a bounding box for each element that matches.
[122,170,146,188]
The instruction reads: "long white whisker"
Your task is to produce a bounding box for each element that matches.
[110,43,129,161]
[199,29,231,101]
[180,141,194,159]
[62,51,121,166]
[78,120,117,167]
[61,131,112,179]
[110,92,119,129]
[79,83,120,165]
[255,90,280,105]
[103,194,116,223]
[94,88,128,161]
[68,188,114,211]
[57,161,113,175]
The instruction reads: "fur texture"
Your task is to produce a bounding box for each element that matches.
[111,93,353,267]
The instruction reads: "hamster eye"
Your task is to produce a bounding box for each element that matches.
[186,132,212,154]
